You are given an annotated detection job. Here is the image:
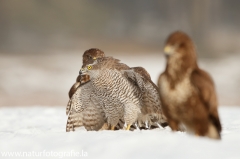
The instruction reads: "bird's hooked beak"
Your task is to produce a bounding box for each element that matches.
[79,68,86,75]
[163,45,174,57]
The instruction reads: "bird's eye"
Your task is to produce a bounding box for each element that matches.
[87,65,92,70]
[88,55,92,59]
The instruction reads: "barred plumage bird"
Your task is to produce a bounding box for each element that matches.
[79,58,140,130]
[79,57,167,130]
[66,48,106,131]
[66,48,167,131]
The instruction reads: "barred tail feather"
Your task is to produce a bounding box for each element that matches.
[66,111,84,132]
[66,99,72,115]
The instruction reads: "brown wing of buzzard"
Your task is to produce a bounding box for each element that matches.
[191,68,222,134]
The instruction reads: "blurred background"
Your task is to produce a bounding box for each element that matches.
[0,0,239,106]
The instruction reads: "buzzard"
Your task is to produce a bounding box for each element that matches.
[158,31,222,139]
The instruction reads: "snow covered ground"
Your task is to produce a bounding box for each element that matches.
[0,106,240,159]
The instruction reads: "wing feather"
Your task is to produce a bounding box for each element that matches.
[191,68,221,132]
[123,68,168,127]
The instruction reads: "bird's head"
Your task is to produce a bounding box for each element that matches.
[163,31,195,58]
[82,48,105,67]
[79,60,102,79]
[80,64,96,74]
[79,56,120,78]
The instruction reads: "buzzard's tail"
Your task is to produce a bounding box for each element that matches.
[207,114,222,139]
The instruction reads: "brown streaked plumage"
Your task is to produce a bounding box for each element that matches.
[67,48,167,131]
[80,57,142,130]
[66,48,106,131]
[68,75,90,99]
[125,66,168,128]
[67,48,105,113]
[158,31,221,139]
[115,66,167,130]
[82,48,105,68]
[68,48,105,99]
[66,81,105,132]
[80,57,167,130]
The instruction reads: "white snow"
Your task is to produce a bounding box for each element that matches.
[0,106,240,159]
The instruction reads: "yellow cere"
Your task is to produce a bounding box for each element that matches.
[164,45,171,53]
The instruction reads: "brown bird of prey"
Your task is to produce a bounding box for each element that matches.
[79,57,167,130]
[66,48,167,131]
[67,48,105,100]
[66,48,106,131]
[158,31,222,139]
